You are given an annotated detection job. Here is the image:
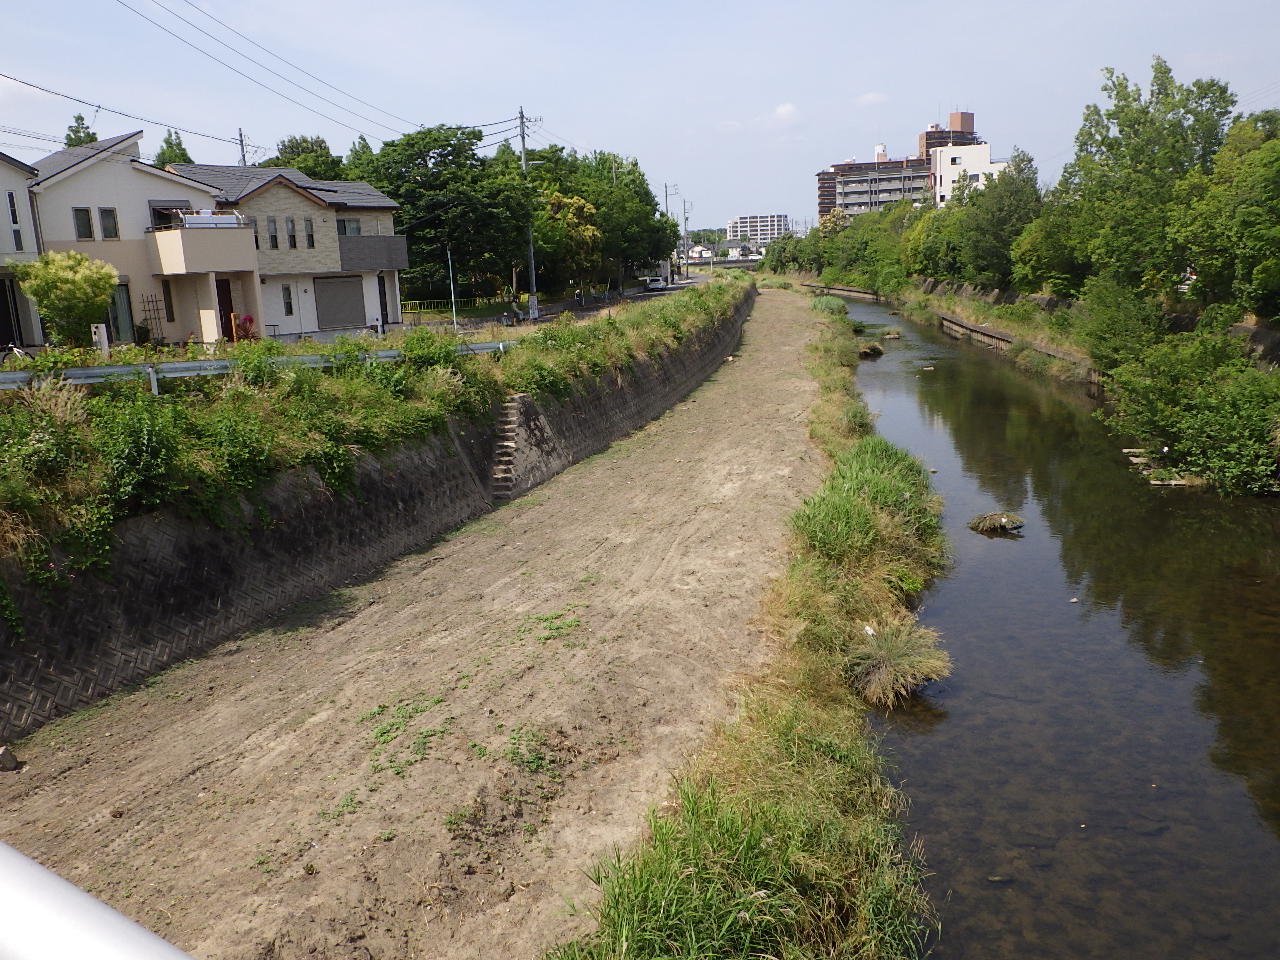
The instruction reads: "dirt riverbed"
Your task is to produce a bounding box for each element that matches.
[0,290,822,960]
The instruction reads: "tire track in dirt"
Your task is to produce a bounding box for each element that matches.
[0,290,823,960]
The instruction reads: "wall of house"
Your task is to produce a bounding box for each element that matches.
[34,147,221,341]
[232,182,338,275]
[932,143,1008,205]
[0,289,754,741]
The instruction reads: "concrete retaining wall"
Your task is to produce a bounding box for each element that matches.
[0,289,753,742]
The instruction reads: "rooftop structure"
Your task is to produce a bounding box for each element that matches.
[726,213,791,244]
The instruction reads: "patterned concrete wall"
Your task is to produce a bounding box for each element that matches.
[0,289,753,742]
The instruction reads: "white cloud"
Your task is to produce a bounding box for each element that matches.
[855,92,889,107]
[771,102,798,123]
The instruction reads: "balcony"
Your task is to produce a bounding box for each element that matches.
[338,234,409,272]
[149,215,258,276]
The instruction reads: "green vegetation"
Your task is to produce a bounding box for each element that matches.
[0,279,752,623]
[12,251,119,347]
[763,56,1280,494]
[545,299,945,960]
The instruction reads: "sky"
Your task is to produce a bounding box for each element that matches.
[3,0,1279,231]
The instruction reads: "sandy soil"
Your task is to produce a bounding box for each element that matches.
[0,290,822,960]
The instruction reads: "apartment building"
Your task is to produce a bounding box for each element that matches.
[726,213,791,244]
[170,164,408,340]
[0,151,42,346]
[817,112,992,218]
[29,132,262,345]
[817,144,931,218]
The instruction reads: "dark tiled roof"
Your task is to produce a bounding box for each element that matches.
[170,164,398,209]
[0,151,37,177]
[32,131,142,185]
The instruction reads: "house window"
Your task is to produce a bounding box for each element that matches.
[304,218,314,248]
[950,156,961,165]
[248,216,259,249]
[6,192,17,226]
[267,217,278,249]
[282,283,294,316]
[99,207,119,240]
[286,217,297,249]
[12,229,22,252]
[337,217,361,236]
[73,207,94,240]
[939,194,947,203]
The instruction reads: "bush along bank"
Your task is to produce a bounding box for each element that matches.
[544,301,948,960]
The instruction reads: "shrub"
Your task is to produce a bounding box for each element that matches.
[810,294,848,317]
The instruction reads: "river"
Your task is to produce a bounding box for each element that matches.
[847,299,1280,959]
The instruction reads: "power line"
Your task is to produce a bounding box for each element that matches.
[0,70,240,145]
[138,0,403,136]
[169,0,420,130]
[107,0,380,141]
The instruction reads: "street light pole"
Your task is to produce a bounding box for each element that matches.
[664,182,679,283]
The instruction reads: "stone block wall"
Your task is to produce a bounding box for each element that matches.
[0,288,753,742]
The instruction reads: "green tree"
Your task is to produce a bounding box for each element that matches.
[344,135,375,178]
[534,192,603,290]
[1173,114,1280,317]
[1054,56,1236,293]
[1010,194,1091,295]
[957,147,1043,288]
[352,126,533,297]
[152,129,193,167]
[262,134,345,180]
[13,252,118,346]
[64,113,97,147]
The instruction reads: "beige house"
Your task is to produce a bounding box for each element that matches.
[29,132,262,344]
[1,151,42,346]
[170,164,408,340]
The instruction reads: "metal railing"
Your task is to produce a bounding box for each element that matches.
[0,341,517,395]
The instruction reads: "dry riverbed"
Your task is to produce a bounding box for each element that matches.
[0,290,824,960]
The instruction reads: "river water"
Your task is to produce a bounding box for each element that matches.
[847,299,1280,959]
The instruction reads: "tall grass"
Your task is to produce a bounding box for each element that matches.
[544,291,944,960]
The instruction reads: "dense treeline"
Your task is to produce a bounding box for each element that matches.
[764,57,1280,494]
[252,130,678,301]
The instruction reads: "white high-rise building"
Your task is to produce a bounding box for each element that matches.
[930,143,1008,206]
[726,213,791,244]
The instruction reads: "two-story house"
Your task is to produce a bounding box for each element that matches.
[28,132,262,345]
[0,151,42,347]
[169,164,408,340]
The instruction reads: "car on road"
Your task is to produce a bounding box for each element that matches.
[644,277,668,291]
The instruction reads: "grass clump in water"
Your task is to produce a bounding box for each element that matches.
[967,512,1024,535]
[811,294,848,317]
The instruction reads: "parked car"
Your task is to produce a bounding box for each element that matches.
[645,277,668,291]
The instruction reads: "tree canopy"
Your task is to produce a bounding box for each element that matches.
[152,129,193,167]
[64,114,97,147]
[13,251,118,346]
[262,134,345,180]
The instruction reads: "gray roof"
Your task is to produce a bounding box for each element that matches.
[0,151,37,177]
[170,163,398,210]
[32,131,142,185]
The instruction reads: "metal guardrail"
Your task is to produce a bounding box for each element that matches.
[0,342,517,394]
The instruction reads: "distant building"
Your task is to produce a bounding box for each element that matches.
[818,112,993,218]
[726,213,791,244]
[817,144,930,218]
[930,142,1008,206]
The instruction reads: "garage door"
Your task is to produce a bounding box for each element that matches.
[314,276,365,330]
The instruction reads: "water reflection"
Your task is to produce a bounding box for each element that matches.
[850,302,1280,959]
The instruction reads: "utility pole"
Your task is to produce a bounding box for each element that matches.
[238,128,247,166]
[682,199,693,270]
[664,182,679,283]
[447,243,458,334]
[518,106,539,320]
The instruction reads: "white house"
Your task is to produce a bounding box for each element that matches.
[29,132,263,344]
[0,151,42,346]
[930,143,1008,206]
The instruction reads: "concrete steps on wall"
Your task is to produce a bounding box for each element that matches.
[491,395,527,500]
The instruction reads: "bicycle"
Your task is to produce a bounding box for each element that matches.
[1,343,31,367]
